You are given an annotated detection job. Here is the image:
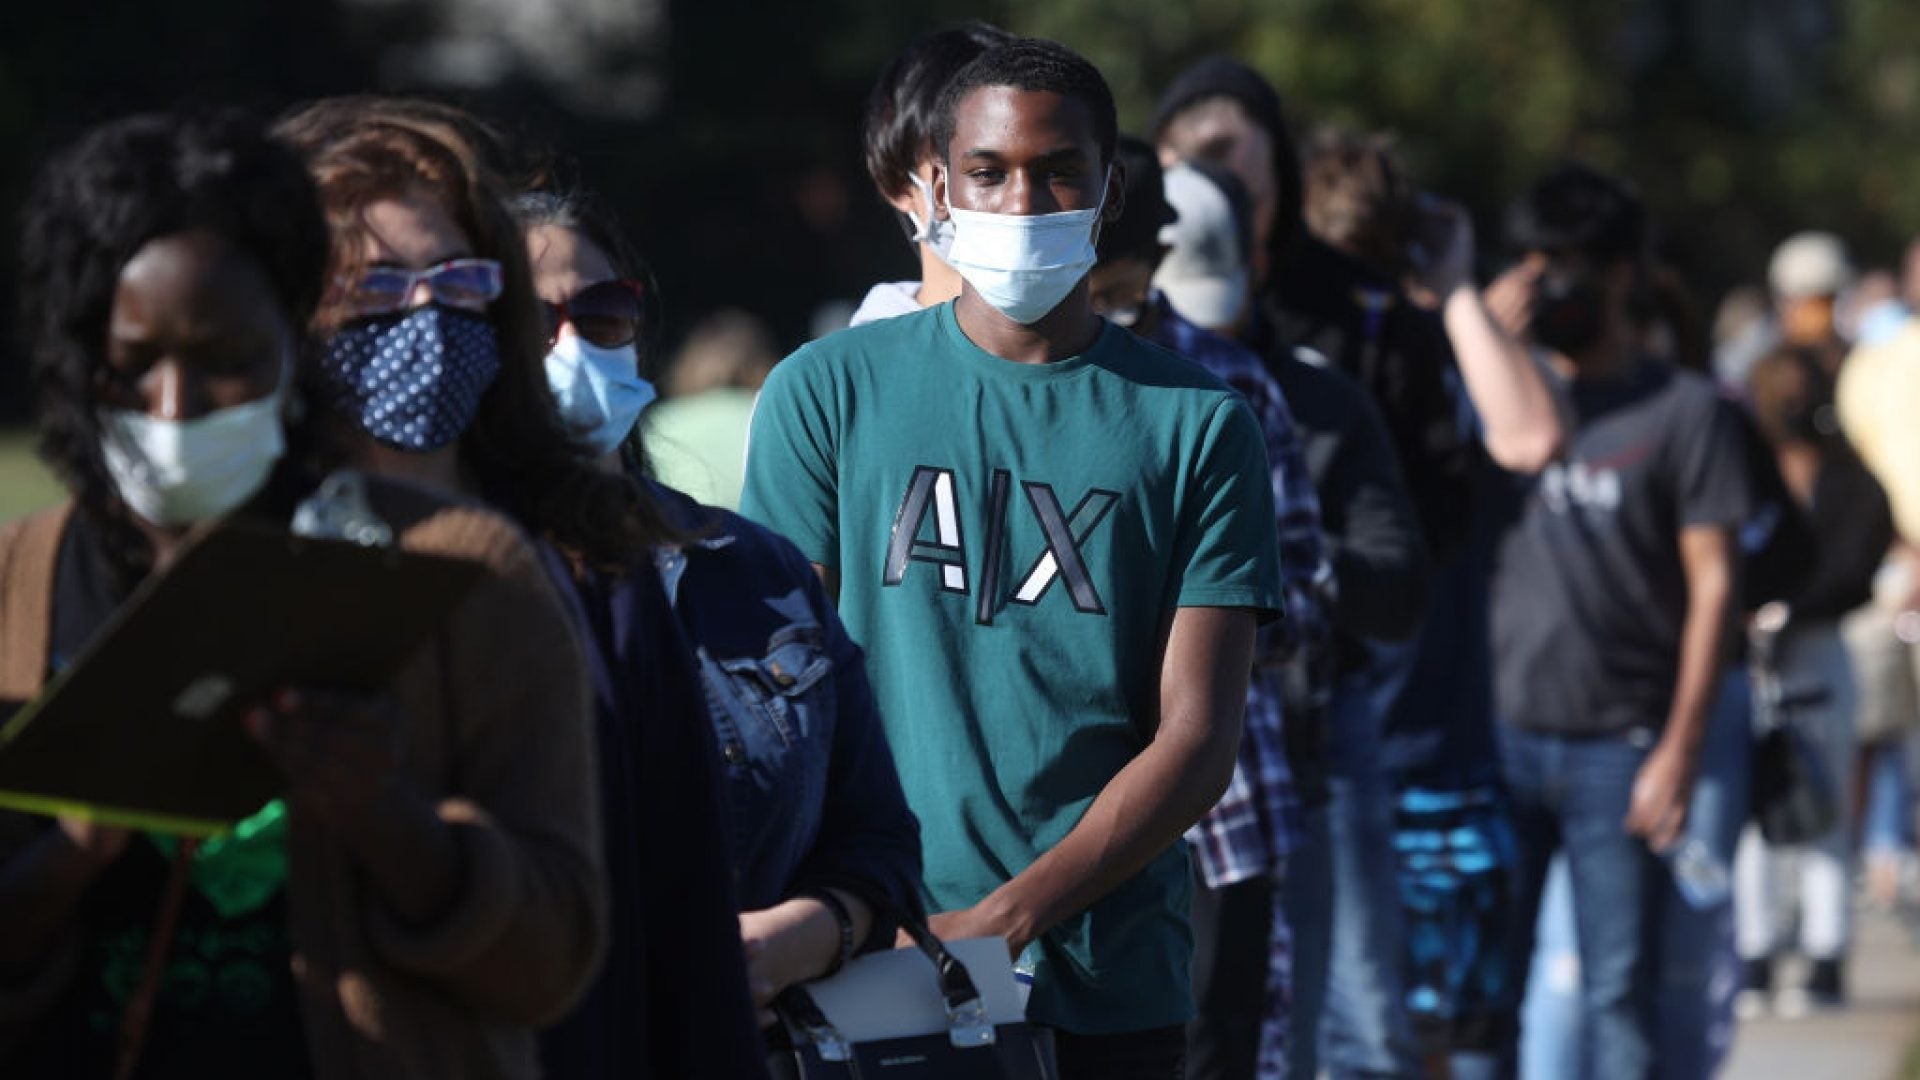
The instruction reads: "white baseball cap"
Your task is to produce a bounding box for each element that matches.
[1769,231,1854,300]
[1154,162,1250,331]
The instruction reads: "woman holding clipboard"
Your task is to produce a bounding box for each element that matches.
[0,112,606,1077]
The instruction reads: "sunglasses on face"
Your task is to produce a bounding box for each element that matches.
[544,279,648,349]
[338,258,505,318]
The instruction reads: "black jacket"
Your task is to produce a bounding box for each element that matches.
[1266,238,1475,562]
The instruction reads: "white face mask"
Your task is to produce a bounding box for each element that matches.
[943,166,1112,325]
[906,172,956,262]
[100,371,288,526]
[545,334,657,457]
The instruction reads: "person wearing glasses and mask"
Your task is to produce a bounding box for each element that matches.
[742,39,1283,1080]
[509,188,922,1070]
[276,97,857,1080]
[0,111,605,1079]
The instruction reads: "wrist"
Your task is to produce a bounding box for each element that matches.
[979,885,1043,953]
[1655,723,1705,765]
[797,889,856,976]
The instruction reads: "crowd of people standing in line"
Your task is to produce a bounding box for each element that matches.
[0,20,1915,1080]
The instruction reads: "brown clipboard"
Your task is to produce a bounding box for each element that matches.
[0,521,485,836]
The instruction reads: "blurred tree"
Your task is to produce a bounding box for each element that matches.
[1013,0,1920,307]
[4,0,1919,427]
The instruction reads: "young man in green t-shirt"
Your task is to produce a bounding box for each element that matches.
[741,38,1283,1078]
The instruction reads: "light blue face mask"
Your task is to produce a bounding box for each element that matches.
[545,333,657,457]
[943,166,1113,325]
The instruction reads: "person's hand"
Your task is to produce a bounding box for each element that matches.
[57,816,131,870]
[1485,261,1541,340]
[1625,740,1698,852]
[1408,196,1475,299]
[244,688,404,833]
[740,904,832,1027]
[906,902,1033,961]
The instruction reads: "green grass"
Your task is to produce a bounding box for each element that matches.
[0,429,63,525]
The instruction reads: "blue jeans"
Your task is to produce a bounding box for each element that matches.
[1866,739,1913,853]
[1314,670,1422,1077]
[1285,803,1333,1080]
[1654,672,1748,1080]
[1515,672,1749,1080]
[1502,726,1663,1080]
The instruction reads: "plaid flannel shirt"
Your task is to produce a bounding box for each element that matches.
[1153,295,1333,887]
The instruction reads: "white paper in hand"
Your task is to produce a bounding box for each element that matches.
[801,936,1027,1042]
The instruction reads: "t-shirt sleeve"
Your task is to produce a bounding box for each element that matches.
[1169,395,1286,617]
[1673,394,1753,530]
[739,345,842,567]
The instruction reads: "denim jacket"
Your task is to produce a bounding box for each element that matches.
[651,482,922,932]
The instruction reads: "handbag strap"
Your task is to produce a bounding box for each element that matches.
[114,838,200,1080]
[775,984,852,1063]
[892,912,995,1048]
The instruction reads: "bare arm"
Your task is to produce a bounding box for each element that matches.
[1627,525,1737,850]
[740,889,874,1024]
[927,606,1254,956]
[1443,284,1564,473]
[1415,200,1563,473]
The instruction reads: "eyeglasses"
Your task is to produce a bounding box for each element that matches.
[544,279,649,349]
[337,258,504,318]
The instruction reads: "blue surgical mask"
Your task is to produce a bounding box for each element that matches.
[321,307,501,452]
[545,334,657,457]
[943,167,1112,325]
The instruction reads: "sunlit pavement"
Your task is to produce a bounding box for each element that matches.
[1723,904,1920,1080]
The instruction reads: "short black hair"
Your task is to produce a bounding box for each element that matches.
[863,22,1015,200]
[19,109,328,577]
[1505,162,1647,267]
[1097,135,1173,265]
[932,38,1119,168]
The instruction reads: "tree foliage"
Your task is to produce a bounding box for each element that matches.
[1013,0,1920,290]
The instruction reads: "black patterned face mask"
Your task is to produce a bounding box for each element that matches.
[1529,272,1606,356]
[321,306,502,451]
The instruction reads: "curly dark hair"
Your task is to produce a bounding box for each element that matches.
[862,22,1014,203]
[18,108,329,579]
[275,96,680,565]
[932,38,1118,168]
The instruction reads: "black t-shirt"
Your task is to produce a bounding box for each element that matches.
[17,513,309,1078]
[1487,361,1752,736]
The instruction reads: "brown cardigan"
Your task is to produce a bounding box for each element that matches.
[0,481,607,1077]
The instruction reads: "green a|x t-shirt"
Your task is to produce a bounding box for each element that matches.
[740,302,1283,1033]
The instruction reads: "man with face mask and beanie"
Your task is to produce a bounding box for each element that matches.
[1156,58,1473,564]
[1488,164,1751,1080]
[743,38,1284,1080]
